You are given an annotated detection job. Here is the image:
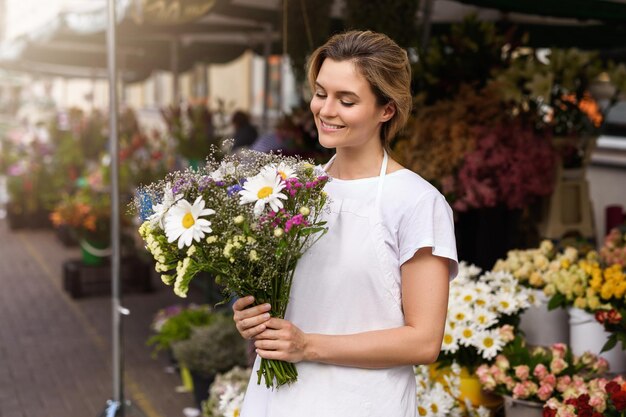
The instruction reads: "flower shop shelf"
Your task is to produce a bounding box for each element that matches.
[62,256,152,299]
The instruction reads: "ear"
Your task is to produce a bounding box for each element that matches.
[379,102,396,123]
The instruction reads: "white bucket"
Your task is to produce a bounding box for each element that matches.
[519,289,569,346]
[568,307,626,373]
[503,395,543,417]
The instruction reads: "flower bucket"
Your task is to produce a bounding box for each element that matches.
[429,365,503,412]
[79,239,111,266]
[568,307,626,373]
[519,289,569,346]
[503,395,543,417]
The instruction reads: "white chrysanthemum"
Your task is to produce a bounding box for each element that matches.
[264,162,297,181]
[164,196,215,249]
[149,183,180,229]
[441,327,460,354]
[210,161,238,181]
[473,307,497,329]
[474,329,505,360]
[428,384,455,416]
[219,385,245,417]
[239,170,288,216]
[494,291,518,315]
[448,306,473,324]
[458,287,478,304]
[458,323,478,347]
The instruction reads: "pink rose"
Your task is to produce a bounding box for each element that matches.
[594,357,609,374]
[551,357,568,374]
[551,343,567,359]
[538,383,555,401]
[544,374,557,386]
[495,354,510,370]
[505,376,516,391]
[515,365,530,381]
[513,382,529,399]
[534,364,549,380]
[589,394,606,413]
[557,376,572,393]
[499,324,515,342]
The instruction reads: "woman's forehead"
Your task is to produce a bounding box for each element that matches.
[316,59,369,91]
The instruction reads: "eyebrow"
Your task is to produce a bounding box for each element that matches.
[315,82,360,99]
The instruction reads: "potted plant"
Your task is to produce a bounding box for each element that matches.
[172,314,249,409]
[146,304,214,358]
[477,338,609,417]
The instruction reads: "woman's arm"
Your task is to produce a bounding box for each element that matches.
[253,247,450,368]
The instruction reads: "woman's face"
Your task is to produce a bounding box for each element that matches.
[310,58,393,150]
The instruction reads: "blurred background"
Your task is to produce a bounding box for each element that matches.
[1,1,626,417]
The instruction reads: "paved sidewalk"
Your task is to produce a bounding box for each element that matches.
[0,219,205,417]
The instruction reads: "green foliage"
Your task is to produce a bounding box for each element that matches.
[344,0,419,47]
[172,314,249,377]
[146,305,215,356]
[413,15,513,104]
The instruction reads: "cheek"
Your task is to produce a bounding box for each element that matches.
[310,97,321,114]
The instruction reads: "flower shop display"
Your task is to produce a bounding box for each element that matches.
[493,240,569,346]
[172,314,249,408]
[146,304,215,358]
[439,262,531,372]
[543,376,626,417]
[135,150,330,388]
[476,338,608,407]
[202,366,252,417]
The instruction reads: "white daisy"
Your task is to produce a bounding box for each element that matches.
[473,307,498,329]
[494,291,518,315]
[164,196,215,249]
[441,327,459,354]
[148,183,180,229]
[474,329,505,360]
[457,323,478,347]
[210,161,237,181]
[239,170,288,216]
[264,162,297,181]
[429,384,455,416]
[448,306,473,324]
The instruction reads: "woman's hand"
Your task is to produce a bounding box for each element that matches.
[232,296,272,340]
[254,318,309,363]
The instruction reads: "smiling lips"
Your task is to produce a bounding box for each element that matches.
[320,119,345,131]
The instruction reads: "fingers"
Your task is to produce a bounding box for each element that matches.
[232,296,272,340]
[232,295,255,312]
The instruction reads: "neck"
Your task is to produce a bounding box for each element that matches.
[330,142,385,180]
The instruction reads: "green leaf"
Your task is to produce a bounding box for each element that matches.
[601,334,618,353]
[547,293,565,310]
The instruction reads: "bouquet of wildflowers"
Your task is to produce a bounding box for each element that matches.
[477,338,609,404]
[438,263,532,371]
[135,150,330,388]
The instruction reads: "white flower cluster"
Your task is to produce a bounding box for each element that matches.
[204,366,252,417]
[414,362,490,417]
[442,263,532,360]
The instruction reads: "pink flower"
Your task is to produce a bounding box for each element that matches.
[538,383,555,401]
[499,324,515,342]
[589,394,606,413]
[495,354,510,370]
[550,357,568,374]
[515,365,530,381]
[551,343,567,359]
[557,376,572,393]
[513,382,529,399]
[534,364,549,380]
[544,374,557,386]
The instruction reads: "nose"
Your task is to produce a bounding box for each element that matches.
[318,97,337,118]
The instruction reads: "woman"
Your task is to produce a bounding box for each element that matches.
[234,30,457,417]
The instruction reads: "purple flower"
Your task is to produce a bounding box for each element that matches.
[227,184,243,196]
[285,214,309,233]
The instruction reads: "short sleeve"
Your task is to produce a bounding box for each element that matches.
[398,191,458,280]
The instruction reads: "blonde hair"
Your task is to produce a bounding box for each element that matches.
[306,30,412,147]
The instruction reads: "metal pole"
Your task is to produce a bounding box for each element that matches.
[262,25,272,133]
[106,0,123,413]
[171,37,180,104]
